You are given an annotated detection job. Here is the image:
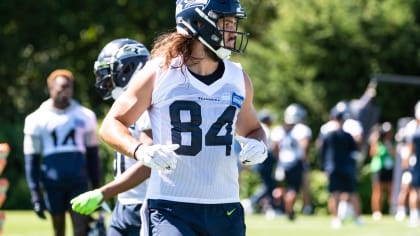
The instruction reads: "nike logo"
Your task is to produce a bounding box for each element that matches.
[227,208,236,216]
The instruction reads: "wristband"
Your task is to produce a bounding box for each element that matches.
[133,143,142,161]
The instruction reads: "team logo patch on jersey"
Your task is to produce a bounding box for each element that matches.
[74,118,85,127]
[231,92,244,109]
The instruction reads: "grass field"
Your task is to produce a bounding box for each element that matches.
[2,211,419,236]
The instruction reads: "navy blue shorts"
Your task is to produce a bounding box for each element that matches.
[44,181,88,215]
[410,166,420,188]
[284,161,304,192]
[108,201,142,236]
[148,199,245,236]
[371,169,393,183]
[328,171,357,193]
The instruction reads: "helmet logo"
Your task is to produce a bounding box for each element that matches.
[176,0,209,15]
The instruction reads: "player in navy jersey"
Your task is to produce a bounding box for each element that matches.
[319,105,362,228]
[98,1,268,235]
[24,69,101,236]
[71,38,152,236]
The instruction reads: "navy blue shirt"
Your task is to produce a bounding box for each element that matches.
[320,128,358,174]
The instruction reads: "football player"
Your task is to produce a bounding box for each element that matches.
[71,38,152,236]
[99,0,268,235]
[271,103,312,220]
[24,69,101,236]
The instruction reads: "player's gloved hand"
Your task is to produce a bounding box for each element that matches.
[33,200,46,219]
[134,144,180,171]
[235,136,267,165]
[70,189,103,215]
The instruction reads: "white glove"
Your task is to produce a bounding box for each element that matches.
[135,144,180,171]
[235,136,267,165]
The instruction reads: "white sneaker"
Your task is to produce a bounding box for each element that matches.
[372,211,382,221]
[337,201,347,220]
[395,210,406,222]
[265,208,276,220]
[331,218,342,229]
[408,211,419,228]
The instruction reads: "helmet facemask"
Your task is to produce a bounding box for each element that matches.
[93,39,150,100]
[94,63,114,100]
[176,0,249,59]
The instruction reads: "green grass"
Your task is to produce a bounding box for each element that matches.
[245,214,419,236]
[2,211,419,236]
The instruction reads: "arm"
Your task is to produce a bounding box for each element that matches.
[101,129,153,200]
[369,142,378,158]
[86,146,101,189]
[99,163,151,201]
[99,64,156,158]
[234,71,267,165]
[401,142,414,170]
[24,153,42,201]
[23,134,46,219]
[71,131,153,215]
[299,136,311,162]
[235,71,266,142]
[70,162,151,215]
[100,65,179,171]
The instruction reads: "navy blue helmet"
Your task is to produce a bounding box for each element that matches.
[175,0,249,59]
[94,38,150,100]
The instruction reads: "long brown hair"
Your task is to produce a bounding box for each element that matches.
[151,30,220,69]
[151,31,193,69]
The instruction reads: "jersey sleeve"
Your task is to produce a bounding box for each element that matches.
[23,113,42,155]
[82,108,99,147]
[294,124,312,140]
[270,126,284,142]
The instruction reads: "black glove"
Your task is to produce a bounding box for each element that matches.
[33,200,47,219]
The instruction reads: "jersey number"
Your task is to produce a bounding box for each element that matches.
[51,129,76,147]
[170,101,236,156]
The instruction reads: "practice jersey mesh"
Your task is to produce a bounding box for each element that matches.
[146,57,245,204]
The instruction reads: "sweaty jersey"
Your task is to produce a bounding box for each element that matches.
[146,57,245,204]
[114,112,150,204]
[23,99,98,186]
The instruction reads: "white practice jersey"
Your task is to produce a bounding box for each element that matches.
[115,112,151,204]
[271,123,312,169]
[23,99,98,156]
[146,57,245,204]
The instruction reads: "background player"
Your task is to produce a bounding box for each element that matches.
[271,103,312,220]
[24,69,101,236]
[72,38,152,236]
